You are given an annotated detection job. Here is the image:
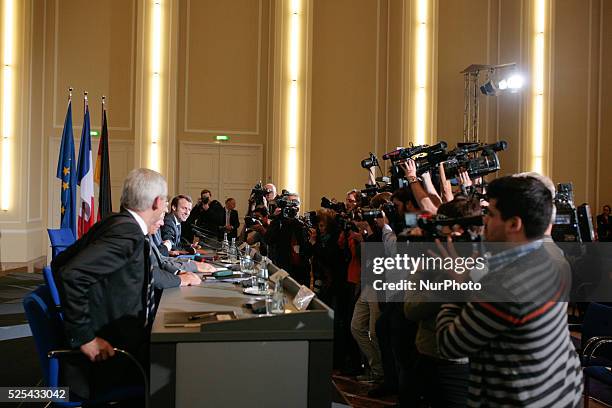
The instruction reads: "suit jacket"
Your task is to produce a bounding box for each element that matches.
[151,229,169,256]
[150,236,181,289]
[224,208,240,240]
[51,211,149,350]
[161,213,188,250]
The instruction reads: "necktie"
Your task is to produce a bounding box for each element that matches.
[143,236,156,327]
[177,222,182,246]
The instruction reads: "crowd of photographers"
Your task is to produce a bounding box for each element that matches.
[225,139,589,407]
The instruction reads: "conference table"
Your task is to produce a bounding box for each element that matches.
[149,262,334,408]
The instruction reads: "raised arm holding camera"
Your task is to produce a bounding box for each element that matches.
[265,192,312,286]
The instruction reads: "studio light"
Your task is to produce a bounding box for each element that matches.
[507,74,524,90]
[480,80,497,96]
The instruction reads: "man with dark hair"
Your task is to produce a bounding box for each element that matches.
[436,176,583,407]
[243,206,270,255]
[149,213,201,289]
[266,193,312,285]
[161,194,194,253]
[193,189,225,238]
[223,197,240,240]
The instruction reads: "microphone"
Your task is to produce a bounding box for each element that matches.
[190,224,219,239]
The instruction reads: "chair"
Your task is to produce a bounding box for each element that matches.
[574,303,612,407]
[47,228,76,260]
[23,285,149,407]
[42,266,62,317]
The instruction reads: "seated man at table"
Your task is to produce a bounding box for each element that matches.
[151,228,214,274]
[150,213,201,289]
[51,168,167,400]
[162,194,197,255]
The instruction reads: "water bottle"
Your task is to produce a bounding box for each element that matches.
[258,260,269,293]
[228,237,237,262]
[221,232,229,253]
[271,277,285,314]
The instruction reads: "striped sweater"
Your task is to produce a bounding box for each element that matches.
[436,240,583,407]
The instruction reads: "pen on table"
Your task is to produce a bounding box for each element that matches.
[188,312,217,321]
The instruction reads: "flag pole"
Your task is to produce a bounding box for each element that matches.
[84,91,88,114]
[69,87,73,101]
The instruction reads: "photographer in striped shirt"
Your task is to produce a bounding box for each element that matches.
[436,175,583,407]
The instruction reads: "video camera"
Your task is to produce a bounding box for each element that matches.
[382,142,448,190]
[277,194,300,219]
[360,202,399,226]
[321,197,346,214]
[417,214,484,242]
[249,181,273,207]
[244,215,263,229]
[439,141,507,180]
[361,152,379,169]
[552,183,594,243]
[302,211,318,229]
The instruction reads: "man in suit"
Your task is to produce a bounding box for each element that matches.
[223,197,240,240]
[51,168,167,398]
[149,213,201,290]
[161,194,195,254]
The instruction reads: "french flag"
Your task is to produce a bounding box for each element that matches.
[76,93,95,237]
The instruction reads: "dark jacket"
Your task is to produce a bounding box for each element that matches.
[265,217,312,286]
[161,213,189,251]
[195,200,225,237]
[150,236,181,289]
[51,211,149,350]
[224,208,240,240]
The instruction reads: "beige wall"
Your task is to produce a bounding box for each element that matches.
[0,0,611,265]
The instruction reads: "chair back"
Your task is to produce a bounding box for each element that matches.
[47,228,76,259]
[23,285,65,388]
[42,266,63,317]
[582,303,612,350]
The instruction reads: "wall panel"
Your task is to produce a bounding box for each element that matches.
[597,0,612,212]
[552,0,594,204]
[183,0,260,134]
[309,0,381,208]
[178,0,271,153]
[51,0,135,137]
[496,0,523,175]
[436,0,490,148]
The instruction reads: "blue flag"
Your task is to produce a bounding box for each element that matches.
[56,101,77,238]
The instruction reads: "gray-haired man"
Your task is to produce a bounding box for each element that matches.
[52,168,168,398]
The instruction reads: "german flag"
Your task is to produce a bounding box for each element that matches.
[94,98,112,221]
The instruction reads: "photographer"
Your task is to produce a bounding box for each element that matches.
[264,183,279,214]
[242,206,270,255]
[265,192,312,286]
[389,187,420,235]
[307,209,342,306]
[436,176,583,406]
[198,189,225,239]
[402,197,480,407]
[184,189,224,241]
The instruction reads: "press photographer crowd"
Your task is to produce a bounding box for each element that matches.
[143,138,610,408]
